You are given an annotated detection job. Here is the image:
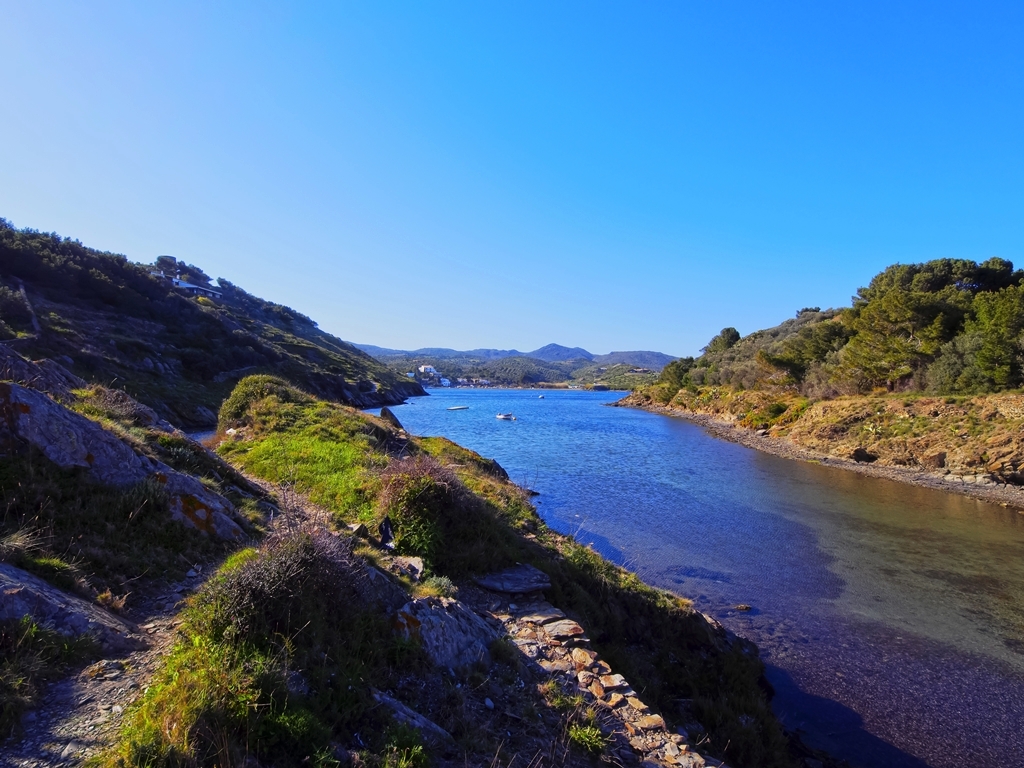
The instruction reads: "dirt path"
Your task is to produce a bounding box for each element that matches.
[2,573,203,768]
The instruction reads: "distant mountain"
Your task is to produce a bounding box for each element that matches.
[352,342,676,372]
[525,343,594,363]
[592,351,677,369]
[353,344,522,361]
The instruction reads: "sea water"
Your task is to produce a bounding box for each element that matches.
[386,388,1024,768]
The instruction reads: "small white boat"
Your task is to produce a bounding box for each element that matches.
[447,406,469,411]
[538,395,545,399]
[496,413,516,420]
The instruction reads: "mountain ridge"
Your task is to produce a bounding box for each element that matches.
[353,342,677,370]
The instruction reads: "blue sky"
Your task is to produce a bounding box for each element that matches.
[2,2,1022,357]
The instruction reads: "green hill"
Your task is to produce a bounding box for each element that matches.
[653,257,1024,402]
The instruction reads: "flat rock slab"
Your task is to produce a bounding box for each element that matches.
[518,607,565,625]
[600,673,629,690]
[571,647,597,667]
[543,618,585,640]
[475,563,551,594]
[638,714,667,731]
[538,659,573,674]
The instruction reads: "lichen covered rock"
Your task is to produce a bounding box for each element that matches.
[0,382,243,540]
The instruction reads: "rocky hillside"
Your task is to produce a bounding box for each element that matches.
[0,218,423,428]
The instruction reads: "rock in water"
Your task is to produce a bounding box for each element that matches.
[851,447,879,463]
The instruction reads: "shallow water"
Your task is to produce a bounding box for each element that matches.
[387,389,1024,768]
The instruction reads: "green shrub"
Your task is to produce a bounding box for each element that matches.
[218,375,312,427]
[102,529,412,767]
[568,722,606,754]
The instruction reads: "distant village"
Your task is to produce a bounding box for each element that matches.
[407,365,489,388]
[407,363,652,389]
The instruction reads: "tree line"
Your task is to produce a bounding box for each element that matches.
[657,257,1024,398]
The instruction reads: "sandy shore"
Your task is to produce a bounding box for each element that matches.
[617,400,1024,513]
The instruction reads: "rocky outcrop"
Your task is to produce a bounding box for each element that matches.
[0,382,244,540]
[378,406,405,431]
[0,345,86,401]
[394,596,497,672]
[0,563,146,653]
[483,594,724,767]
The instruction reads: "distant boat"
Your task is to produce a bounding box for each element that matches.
[447,406,469,411]
[538,395,545,399]
[496,413,516,420]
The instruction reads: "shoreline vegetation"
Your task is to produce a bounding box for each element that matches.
[622,256,1024,513]
[0,348,816,767]
[615,391,1024,512]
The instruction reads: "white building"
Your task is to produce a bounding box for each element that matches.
[418,365,438,374]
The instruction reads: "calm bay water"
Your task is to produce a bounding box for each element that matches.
[387,388,1024,768]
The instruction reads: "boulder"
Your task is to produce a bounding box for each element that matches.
[475,563,551,595]
[158,469,245,539]
[379,406,404,431]
[921,451,947,469]
[0,563,146,653]
[0,382,243,540]
[851,447,878,463]
[0,382,151,486]
[391,555,424,581]
[394,596,497,672]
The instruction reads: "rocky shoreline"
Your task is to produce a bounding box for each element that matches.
[614,399,1024,513]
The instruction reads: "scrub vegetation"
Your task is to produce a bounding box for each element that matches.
[651,258,1024,402]
[630,259,1024,480]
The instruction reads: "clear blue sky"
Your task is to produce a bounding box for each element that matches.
[2,2,1021,357]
